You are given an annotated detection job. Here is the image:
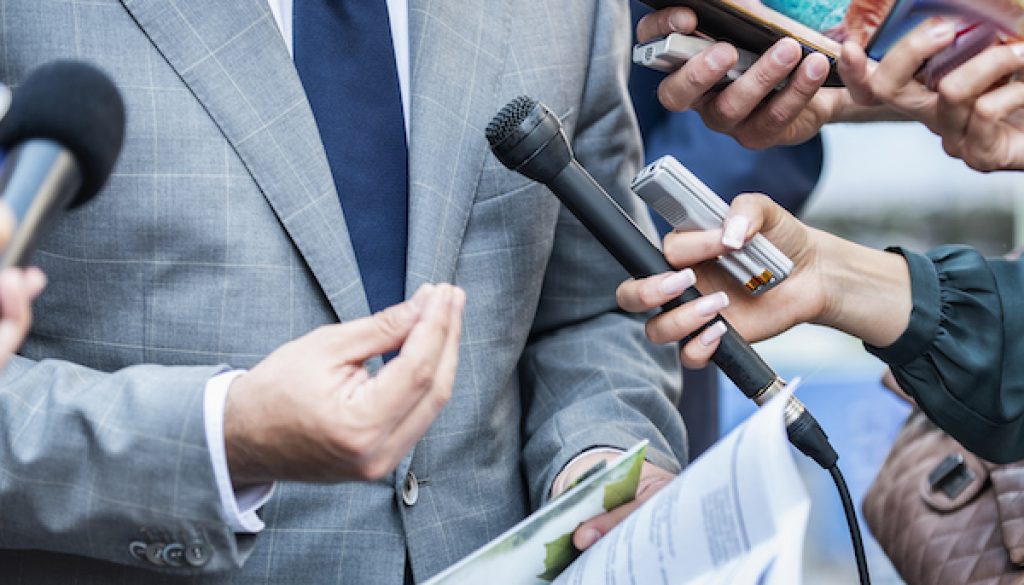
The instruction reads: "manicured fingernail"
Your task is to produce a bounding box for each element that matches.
[669,10,691,33]
[772,41,800,67]
[721,216,749,249]
[698,321,728,347]
[694,292,729,318]
[806,54,829,81]
[577,528,601,550]
[659,269,696,296]
[1013,44,1024,59]
[705,44,733,71]
[929,21,955,41]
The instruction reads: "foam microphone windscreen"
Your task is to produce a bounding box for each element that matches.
[0,60,126,206]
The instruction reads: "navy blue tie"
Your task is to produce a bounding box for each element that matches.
[294,0,409,320]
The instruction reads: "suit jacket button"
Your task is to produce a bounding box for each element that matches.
[128,540,148,562]
[145,542,166,566]
[402,471,419,506]
[162,543,186,567]
[185,539,212,567]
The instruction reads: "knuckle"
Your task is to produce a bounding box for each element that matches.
[371,309,405,338]
[760,104,794,132]
[357,459,392,482]
[657,79,685,112]
[645,319,667,345]
[411,361,436,391]
[680,344,709,369]
[973,97,1001,122]
[937,77,968,105]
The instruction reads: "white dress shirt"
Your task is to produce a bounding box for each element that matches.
[203,0,411,534]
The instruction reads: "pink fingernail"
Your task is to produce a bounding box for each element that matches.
[659,269,696,296]
[806,54,829,81]
[668,10,691,33]
[705,45,732,71]
[694,292,729,318]
[772,40,800,67]
[699,321,728,347]
[1013,44,1024,59]
[721,216,749,249]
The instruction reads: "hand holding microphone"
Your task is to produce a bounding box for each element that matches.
[0,59,126,366]
[485,96,838,469]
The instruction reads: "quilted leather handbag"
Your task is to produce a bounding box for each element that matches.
[863,410,1024,584]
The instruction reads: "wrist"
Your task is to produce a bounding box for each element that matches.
[815,233,912,346]
[223,373,265,488]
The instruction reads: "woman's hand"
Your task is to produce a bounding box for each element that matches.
[617,195,914,367]
[840,19,1024,172]
[0,204,46,369]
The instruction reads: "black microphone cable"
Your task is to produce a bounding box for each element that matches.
[486,96,870,585]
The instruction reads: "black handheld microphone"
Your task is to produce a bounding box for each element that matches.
[0,60,126,267]
[486,96,836,469]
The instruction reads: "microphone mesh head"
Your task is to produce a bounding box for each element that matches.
[0,60,126,207]
[485,96,537,147]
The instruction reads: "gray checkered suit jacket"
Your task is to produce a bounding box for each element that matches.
[0,1,686,582]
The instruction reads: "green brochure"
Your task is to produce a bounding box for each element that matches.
[424,441,648,584]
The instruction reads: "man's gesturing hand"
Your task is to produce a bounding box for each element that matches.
[224,283,465,485]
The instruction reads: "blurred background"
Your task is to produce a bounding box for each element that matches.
[628,5,1022,582]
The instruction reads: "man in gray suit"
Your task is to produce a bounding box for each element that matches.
[0,0,687,582]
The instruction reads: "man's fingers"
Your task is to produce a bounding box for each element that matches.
[937,44,1024,140]
[616,269,696,313]
[657,43,738,112]
[736,52,829,148]
[699,38,802,133]
[962,80,1024,171]
[645,292,728,345]
[378,287,465,463]
[353,284,455,425]
[872,19,954,101]
[635,7,697,43]
[327,283,434,362]
[573,476,672,550]
[839,41,879,106]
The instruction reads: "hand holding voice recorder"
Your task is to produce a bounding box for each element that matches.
[632,156,793,295]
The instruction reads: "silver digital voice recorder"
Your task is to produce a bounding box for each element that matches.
[632,155,793,295]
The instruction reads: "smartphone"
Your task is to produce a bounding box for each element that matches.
[639,0,845,87]
[632,155,793,295]
[632,33,785,92]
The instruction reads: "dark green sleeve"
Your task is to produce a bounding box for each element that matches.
[866,245,1024,463]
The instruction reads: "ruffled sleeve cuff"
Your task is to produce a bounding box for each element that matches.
[864,247,940,366]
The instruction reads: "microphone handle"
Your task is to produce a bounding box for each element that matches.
[548,160,777,400]
[0,139,82,268]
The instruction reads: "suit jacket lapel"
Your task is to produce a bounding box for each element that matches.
[119,0,370,324]
[405,0,509,293]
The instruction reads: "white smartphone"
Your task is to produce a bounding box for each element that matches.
[632,33,781,92]
[632,155,793,295]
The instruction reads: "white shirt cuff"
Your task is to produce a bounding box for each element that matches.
[204,369,275,533]
[552,447,626,497]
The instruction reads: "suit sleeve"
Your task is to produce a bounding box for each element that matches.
[0,355,257,573]
[867,246,1024,464]
[519,0,687,509]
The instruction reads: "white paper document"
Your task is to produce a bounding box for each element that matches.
[553,380,810,585]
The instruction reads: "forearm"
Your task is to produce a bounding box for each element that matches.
[0,355,252,572]
[814,229,913,348]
